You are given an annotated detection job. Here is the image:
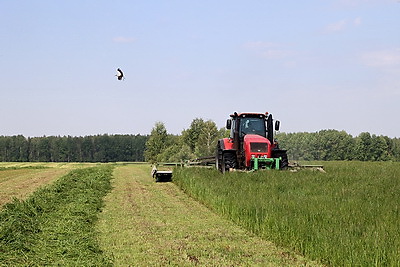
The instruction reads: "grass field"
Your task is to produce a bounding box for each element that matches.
[1,161,398,266]
[0,163,318,266]
[96,164,316,266]
[173,161,400,266]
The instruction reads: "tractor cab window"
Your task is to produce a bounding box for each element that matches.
[230,119,236,139]
[239,117,266,137]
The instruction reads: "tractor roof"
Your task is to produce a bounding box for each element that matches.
[230,112,268,118]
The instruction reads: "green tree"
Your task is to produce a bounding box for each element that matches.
[390,138,400,161]
[314,130,355,160]
[277,132,315,161]
[194,120,219,157]
[181,118,206,152]
[8,135,29,161]
[355,132,373,161]
[145,122,169,162]
[370,135,389,161]
[130,134,148,161]
[158,137,194,163]
[29,136,52,162]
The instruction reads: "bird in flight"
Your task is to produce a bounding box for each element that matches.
[116,68,124,80]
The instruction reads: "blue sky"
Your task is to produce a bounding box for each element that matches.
[1,0,399,137]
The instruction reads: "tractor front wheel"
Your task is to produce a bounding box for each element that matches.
[272,149,289,169]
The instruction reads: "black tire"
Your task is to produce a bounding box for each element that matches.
[272,149,289,169]
[216,151,228,173]
[223,151,236,172]
[280,153,289,169]
[216,141,237,173]
[216,147,223,172]
[216,150,231,173]
[222,153,229,173]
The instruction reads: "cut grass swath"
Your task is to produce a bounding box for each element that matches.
[0,165,114,266]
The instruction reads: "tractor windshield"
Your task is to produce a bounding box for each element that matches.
[239,117,266,138]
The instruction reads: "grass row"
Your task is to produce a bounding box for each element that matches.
[0,165,49,171]
[0,165,114,266]
[173,162,400,266]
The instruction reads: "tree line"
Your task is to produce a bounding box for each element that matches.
[145,123,400,163]
[276,130,400,161]
[1,122,400,163]
[0,134,147,162]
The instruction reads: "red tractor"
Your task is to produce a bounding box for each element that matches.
[216,112,288,172]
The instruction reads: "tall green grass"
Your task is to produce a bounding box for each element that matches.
[173,162,400,266]
[0,165,114,266]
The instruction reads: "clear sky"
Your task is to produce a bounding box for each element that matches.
[1,0,399,137]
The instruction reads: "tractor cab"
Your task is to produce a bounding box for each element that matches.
[228,114,267,139]
[226,112,276,143]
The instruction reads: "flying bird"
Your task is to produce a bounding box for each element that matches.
[116,68,124,80]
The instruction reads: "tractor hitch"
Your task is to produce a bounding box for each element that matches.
[251,156,281,170]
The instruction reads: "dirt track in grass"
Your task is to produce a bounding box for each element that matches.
[97,164,320,266]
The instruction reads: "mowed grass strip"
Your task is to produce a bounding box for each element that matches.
[97,164,318,266]
[0,167,70,208]
[173,161,400,266]
[0,165,114,266]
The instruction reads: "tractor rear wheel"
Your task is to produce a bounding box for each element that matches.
[216,144,224,172]
[222,151,236,172]
[216,148,224,172]
[216,149,236,173]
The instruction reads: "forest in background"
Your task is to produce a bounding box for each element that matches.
[277,130,399,161]
[1,119,400,162]
[0,134,147,162]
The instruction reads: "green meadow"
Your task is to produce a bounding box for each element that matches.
[1,161,399,266]
[173,161,400,266]
[1,163,317,266]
